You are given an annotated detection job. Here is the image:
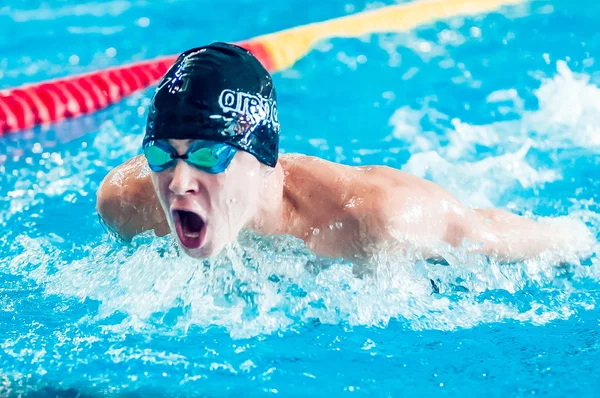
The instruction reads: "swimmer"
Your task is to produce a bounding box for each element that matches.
[96,42,594,263]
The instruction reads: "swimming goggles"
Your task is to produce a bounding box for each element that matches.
[143,139,237,173]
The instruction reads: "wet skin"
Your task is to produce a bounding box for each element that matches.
[97,140,593,263]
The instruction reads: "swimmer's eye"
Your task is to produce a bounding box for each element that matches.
[144,144,175,172]
[186,147,220,168]
[184,141,237,173]
[143,140,236,173]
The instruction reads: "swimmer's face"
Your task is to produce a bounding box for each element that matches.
[149,139,263,258]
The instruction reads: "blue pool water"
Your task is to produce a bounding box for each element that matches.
[1,0,600,396]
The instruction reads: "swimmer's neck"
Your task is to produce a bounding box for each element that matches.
[246,154,313,238]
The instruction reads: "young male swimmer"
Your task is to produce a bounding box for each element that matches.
[96,42,593,263]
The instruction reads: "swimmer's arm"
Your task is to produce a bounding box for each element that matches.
[96,155,170,241]
[371,175,593,262]
[455,208,593,262]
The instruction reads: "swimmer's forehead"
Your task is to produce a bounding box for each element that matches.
[166,138,229,153]
[167,138,194,146]
[166,139,194,150]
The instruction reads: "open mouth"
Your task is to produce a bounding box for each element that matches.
[172,210,207,249]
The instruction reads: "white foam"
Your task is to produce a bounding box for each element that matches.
[0,120,140,225]
[1,60,598,340]
[525,61,600,148]
[10,226,597,339]
[389,61,600,161]
[389,61,600,209]
[403,140,558,208]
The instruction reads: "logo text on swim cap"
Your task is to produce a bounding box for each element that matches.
[218,89,279,129]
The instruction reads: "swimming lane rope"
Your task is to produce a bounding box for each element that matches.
[0,0,524,135]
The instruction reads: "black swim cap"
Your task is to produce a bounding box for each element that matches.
[143,42,280,167]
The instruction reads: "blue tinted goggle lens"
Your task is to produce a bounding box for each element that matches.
[143,140,236,174]
[144,144,173,169]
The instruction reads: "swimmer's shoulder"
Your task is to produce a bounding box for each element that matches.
[279,153,325,166]
[97,154,166,241]
[278,154,421,195]
[280,153,440,187]
[279,153,359,174]
[279,153,452,200]
[98,154,156,220]
[103,154,152,186]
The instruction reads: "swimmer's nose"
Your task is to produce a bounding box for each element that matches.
[169,160,200,196]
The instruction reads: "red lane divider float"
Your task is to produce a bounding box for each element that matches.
[0,0,525,136]
[0,56,177,135]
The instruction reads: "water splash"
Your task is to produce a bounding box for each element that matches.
[390,60,600,158]
[5,223,596,340]
[1,60,598,341]
[390,61,600,208]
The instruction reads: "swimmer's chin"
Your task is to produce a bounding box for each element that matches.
[175,239,215,258]
[173,236,222,258]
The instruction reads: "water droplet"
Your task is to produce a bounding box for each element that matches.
[136,17,150,27]
[543,53,551,65]
[470,26,481,38]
